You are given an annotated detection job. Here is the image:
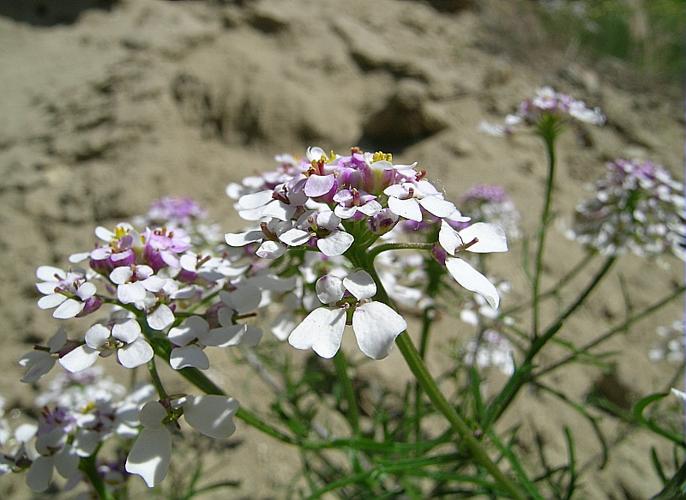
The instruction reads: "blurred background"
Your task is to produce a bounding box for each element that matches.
[0,0,683,497]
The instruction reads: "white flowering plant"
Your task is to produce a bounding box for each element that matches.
[4,87,685,499]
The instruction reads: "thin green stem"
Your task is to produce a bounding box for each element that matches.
[333,351,360,435]
[79,455,112,500]
[147,357,168,399]
[535,284,685,378]
[502,251,595,316]
[357,258,527,499]
[414,306,435,449]
[395,333,526,500]
[531,129,557,338]
[484,256,616,428]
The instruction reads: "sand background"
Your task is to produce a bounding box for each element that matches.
[0,0,683,498]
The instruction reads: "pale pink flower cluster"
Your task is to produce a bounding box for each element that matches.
[568,159,686,259]
[225,147,509,358]
[480,86,605,136]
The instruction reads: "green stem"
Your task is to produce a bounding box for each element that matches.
[484,256,616,428]
[333,351,360,434]
[502,251,595,316]
[147,357,168,399]
[531,129,558,338]
[535,284,685,378]
[356,259,526,499]
[79,455,112,500]
[395,333,526,500]
[414,306,435,449]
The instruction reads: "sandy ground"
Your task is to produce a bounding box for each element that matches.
[0,0,683,498]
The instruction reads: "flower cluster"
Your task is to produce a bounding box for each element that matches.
[1,367,154,493]
[22,197,278,488]
[567,159,686,260]
[480,86,605,136]
[225,147,509,358]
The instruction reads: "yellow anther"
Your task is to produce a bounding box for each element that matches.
[372,151,392,162]
[113,226,128,240]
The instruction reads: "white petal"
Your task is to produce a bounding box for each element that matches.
[315,211,341,230]
[279,228,311,246]
[384,184,409,198]
[288,307,346,359]
[59,345,99,372]
[36,281,58,294]
[255,240,286,259]
[198,324,245,347]
[438,220,463,255]
[48,328,67,352]
[306,146,325,161]
[315,275,345,304]
[418,196,456,217]
[170,346,209,370]
[147,304,175,331]
[26,456,53,492]
[457,223,508,253]
[334,205,358,219]
[237,190,273,210]
[352,302,406,359]
[243,326,262,347]
[85,323,111,349]
[183,395,239,439]
[225,230,263,247]
[36,265,65,281]
[142,276,166,292]
[139,401,167,428]
[343,270,377,300]
[304,174,335,197]
[53,298,84,319]
[117,338,154,368]
[445,257,500,309]
[76,282,96,300]
[20,352,55,383]
[110,266,133,285]
[69,252,91,263]
[261,200,296,221]
[118,283,146,304]
[112,319,141,344]
[224,283,261,314]
[54,445,79,479]
[15,423,37,443]
[38,293,67,309]
[168,316,208,346]
[72,429,100,457]
[388,197,422,222]
[126,427,172,488]
[95,226,115,241]
[359,200,383,216]
[317,231,354,256]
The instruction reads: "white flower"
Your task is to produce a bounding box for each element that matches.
[109,265,165,305]
[288,270,407,360]
[36,266,96,319]
[19,328,68,383]
[225,220,310,259]
[383,180,458,222]
[58,319,154,372]
[126,397,238,487]
[438,221,508,308]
